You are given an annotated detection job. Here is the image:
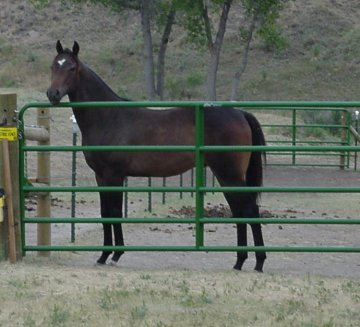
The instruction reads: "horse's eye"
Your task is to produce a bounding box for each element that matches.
[70,67,76,72]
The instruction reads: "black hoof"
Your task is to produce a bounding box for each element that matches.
[254,260,265,273]
[97,252,111,265]
[233,259,246,271]
[111,251,124,263]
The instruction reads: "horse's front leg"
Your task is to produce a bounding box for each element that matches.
[110,191,125,263]
[96,191,113,264]
[96,175,125,265]
[97,219,112,264]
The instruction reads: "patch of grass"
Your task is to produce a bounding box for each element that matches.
[0,75,17,87]
[1,263,360,327]
[50,304,70,326]
[22,315,36,327]
[130,301,148,320]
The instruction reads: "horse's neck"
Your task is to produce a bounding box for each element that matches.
[69,64,123,139]
[69,64,120,102]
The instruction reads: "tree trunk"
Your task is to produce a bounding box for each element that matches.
[140,0,156,99]
[156,5,176,100]
[230,14,256,100]
[203,0,232,101]
[206,49,219,101]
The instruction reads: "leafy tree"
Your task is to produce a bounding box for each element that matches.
[179,0,286,101]
[179,0,233,100]
[230,0,287,100]
[88,0,178,99]
[29,0,176,99]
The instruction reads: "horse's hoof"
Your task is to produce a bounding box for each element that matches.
[254,263,264,273]
[254,260,265,273]
[233,263,243,271]
[96,258,107,266]
[233,258,246,271]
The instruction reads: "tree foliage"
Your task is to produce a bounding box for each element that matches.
[28,0,287,100]
[243,0,287,51]
[230,0,287,100]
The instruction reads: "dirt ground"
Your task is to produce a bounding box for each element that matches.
[23,166,360,278]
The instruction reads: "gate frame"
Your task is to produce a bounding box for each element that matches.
[18,101,360,256]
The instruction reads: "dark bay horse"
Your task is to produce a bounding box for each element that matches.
[47,41,267,272]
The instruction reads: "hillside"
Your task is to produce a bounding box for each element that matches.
[1,0,360,101]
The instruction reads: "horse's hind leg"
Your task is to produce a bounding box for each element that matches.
[223,192,249,270]
[223,191,266,272]
[250,220,266,272]
[247,201,266,272]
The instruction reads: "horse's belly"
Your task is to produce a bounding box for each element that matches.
[127,152,195,177]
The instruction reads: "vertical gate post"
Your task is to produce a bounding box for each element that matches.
[195,104,205,248]
[340,110,348,170]
[36,107,51,256]
[291,109,297,165]
[0,93,21,262]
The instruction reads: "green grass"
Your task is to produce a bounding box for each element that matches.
[1,260,360,327]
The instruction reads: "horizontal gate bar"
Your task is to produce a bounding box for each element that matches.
[24,217,196,224]
[23,185,195,192]
[23,217,360,224]
[21,145,360,152]
[23,245,360,253]
[18,100,360,112]
[201,186,360,193]
[22,145,196,152]
[23,185,360,193]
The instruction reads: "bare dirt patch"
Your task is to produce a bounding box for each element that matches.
[23,166,360,277]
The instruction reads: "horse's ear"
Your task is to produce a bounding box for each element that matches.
[72,41,80,56]
[56,40,63,54]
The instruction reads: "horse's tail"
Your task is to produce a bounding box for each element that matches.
[243,111,266,201]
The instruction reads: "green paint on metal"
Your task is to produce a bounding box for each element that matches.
[195,104,205,249]
[23,245,360,253]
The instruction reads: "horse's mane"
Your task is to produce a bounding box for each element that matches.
[86,65,131,102]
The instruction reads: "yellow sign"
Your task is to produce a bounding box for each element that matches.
[0,127,18,141]
[0,195,4,223]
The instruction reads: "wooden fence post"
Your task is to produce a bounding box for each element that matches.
[36,107,51,257]
[0,93,21,262]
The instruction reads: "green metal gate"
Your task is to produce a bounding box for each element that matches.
[19,101,360,255]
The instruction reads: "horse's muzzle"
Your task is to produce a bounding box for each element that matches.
[47,88,62,105]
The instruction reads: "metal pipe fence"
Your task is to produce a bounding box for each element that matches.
[18,101,360,255]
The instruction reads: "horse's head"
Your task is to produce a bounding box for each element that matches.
[47,40,80,105]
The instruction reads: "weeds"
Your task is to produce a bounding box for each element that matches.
[130,301,148,320]
[22,315,36,327]
[50,304,69,326]
[98,287,117,310]
[1,265,360,327]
